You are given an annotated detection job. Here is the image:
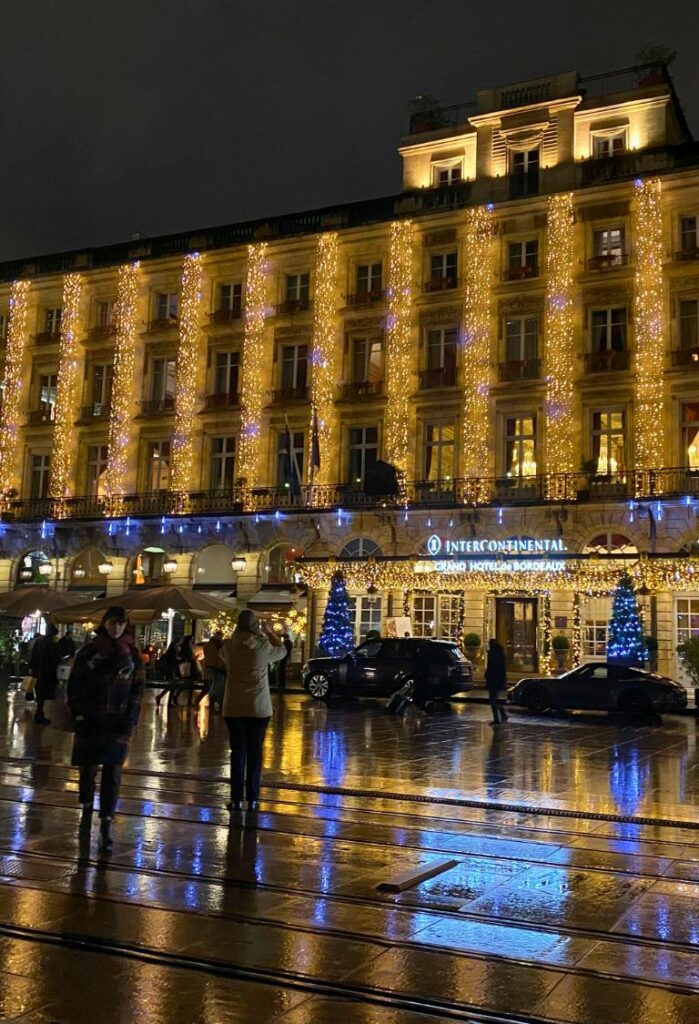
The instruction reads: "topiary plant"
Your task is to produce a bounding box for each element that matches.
[552,634,570,651]
[463,633,481,649]
[677,637,699,686]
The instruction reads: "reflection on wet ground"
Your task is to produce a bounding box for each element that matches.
[0,687,697,1021]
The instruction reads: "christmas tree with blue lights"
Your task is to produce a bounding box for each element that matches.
[607,574,648,668]
[318,570,355,657]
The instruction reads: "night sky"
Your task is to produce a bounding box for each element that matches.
[1,0,698,262]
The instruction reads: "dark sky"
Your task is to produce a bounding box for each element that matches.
[1,0,698,262]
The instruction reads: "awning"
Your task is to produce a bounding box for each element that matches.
[247,587,300,611]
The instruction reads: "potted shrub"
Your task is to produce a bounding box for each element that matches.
[645,635,659,672]
[552,634,570,671]
[463,633,482,664]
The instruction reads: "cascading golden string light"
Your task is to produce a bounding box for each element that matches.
[308,232,339,503]
[49,273,83,514]
[238,243,268,496]
[633,177,664,486]
[170,253,204,511]
[462,206,494,502]
[0,280,30,498]
[544,192,575,499]
[105,262,140,515]
[384,221,413,500]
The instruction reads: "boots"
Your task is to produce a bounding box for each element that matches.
[99,817,113,848]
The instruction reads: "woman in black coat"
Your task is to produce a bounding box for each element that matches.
[484,638,508,725]
[67,607,144,847]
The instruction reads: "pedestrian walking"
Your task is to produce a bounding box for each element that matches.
[277,632,293,690]
[56,628,76,661]
[197,630,226,709]
[485,637,508,725]
[219,610,285,813]
[29,624,60,725]
[67,607,144,848]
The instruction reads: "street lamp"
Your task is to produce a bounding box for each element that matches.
[231,557,246,573]
[38,563,52,577]
[163,559,178,575]
[98,560,114,576]
[73,566,86,579]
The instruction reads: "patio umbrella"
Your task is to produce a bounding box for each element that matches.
[0,587,82,617]
[52,585,236,624]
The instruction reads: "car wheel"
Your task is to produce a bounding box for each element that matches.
[524,683,551,713]
[306,673,332,700]
[618,689,653,717]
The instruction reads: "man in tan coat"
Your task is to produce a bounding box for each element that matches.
[219,609,285,812]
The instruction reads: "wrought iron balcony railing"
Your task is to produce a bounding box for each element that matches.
[503,264,538,282]
[423,276,459,293]
[34,331,61,346]
[88,324,117,342]
[340,380,384,399]
[674,247,699,262]
[275,298,312,315]
[146,317,179,333]
[203,391,240,409]
[670,347,699,367]
[79,403,111,420]
[583,349,631,373]
[345,289,385,306]
[419,366,457,389]
[208,307,242,324]
[498,359,541,382]
[269,386,309,404]
[586,253,630,271]
[27,407,55,425]
[140,397,175,415]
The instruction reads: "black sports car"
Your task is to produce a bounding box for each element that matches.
[508,661,688,715]
[302,637,473,702]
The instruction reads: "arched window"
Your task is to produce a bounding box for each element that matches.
[583,532,637,555]
[193,544,237,587]
[339,537,382,558]
[263,543,303,585]
[69,546,110,587]
[131,547,171,586]
[16,550,51,586]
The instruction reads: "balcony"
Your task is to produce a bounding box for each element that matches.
[670,347,699,368]
[583,349,631,374]
[269,385,309,404]
[140,397,175,415]
[346,289,385,307]
[674,247,699,263]
[586,253,630,272]
[27,408,55,426]
[89,324,117,342]
[34,331,60,346]
[340,380,383,400]
[208,307,242,324]
[79,403,111,420]
[146,317,179,333]
[203,392,240,410]
[495,476,544,501]
[419,366,457,390]
[275,298,311,316]
[503,264,538,282]
[423,276,458,294]
[498,359,541,383]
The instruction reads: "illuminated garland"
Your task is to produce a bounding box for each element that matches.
[462,206,494,502]
[309,232,339,501]
[238,243,268,497]
[170,253,204,511]
[544,193,575,499]
[49,273,83,513]
[384,221,413,499]
[572,591,582,667]
[633,178,664,485]
[0,280,30,497]
[105,262,140,514]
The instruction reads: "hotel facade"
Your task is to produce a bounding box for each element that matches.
[2,61,699,680]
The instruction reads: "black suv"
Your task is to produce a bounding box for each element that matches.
[302,637,473,702]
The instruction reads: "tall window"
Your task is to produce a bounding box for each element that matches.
[592,411,625,476]
[210,437,235,491]
[155,292,178,321]
[510,148,539,197]
[30,454,51,498]
[96,299,115,327]
[352,338,383,383]
[679,300,699,350]
[438,595,462,641]
[505,416,537,478]
[150,358,176,402]
[348,426,378,484]
[582,597,611,657]
[91,364,113,414]
[680,216,699,254]
[38,373,57,419]
[424,422,455,481]
[219,283,242,314]
[433,162,462,186]
[0,313,6,340]
[412,595,436,637]
[44,308,62,335]
[347,596,382,643]
[505,318,539,364]
[592,131,626,158]
[147,440,170,491]
[356,262,382,297]
[677,598,699,647]
[213,351,240,395]
[429,251,457,285]
[682,403,699,470]
[280,344,308,391]
[427,326,457,370]
[508,240,538,275]
[86,445,108,496]
[593,227,624,259]
[591,308,627,351]
[285,273,310,304]
[277,430,304,491]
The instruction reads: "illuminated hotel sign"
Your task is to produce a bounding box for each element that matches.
[421,534,567,574]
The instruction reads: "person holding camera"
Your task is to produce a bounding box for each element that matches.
[219,610,285,813]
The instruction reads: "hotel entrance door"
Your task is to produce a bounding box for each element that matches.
[496,598,538,672]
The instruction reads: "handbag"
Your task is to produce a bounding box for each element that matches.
[178,661,192,679]
[21,675,36,696]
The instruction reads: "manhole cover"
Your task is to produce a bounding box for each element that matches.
[0,855,73,881]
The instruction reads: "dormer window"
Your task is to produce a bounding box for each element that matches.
[432,160,462,187]
[591,129,627,159]
[509,148,539,199]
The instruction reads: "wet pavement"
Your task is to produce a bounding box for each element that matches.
[0,685,697,1022]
